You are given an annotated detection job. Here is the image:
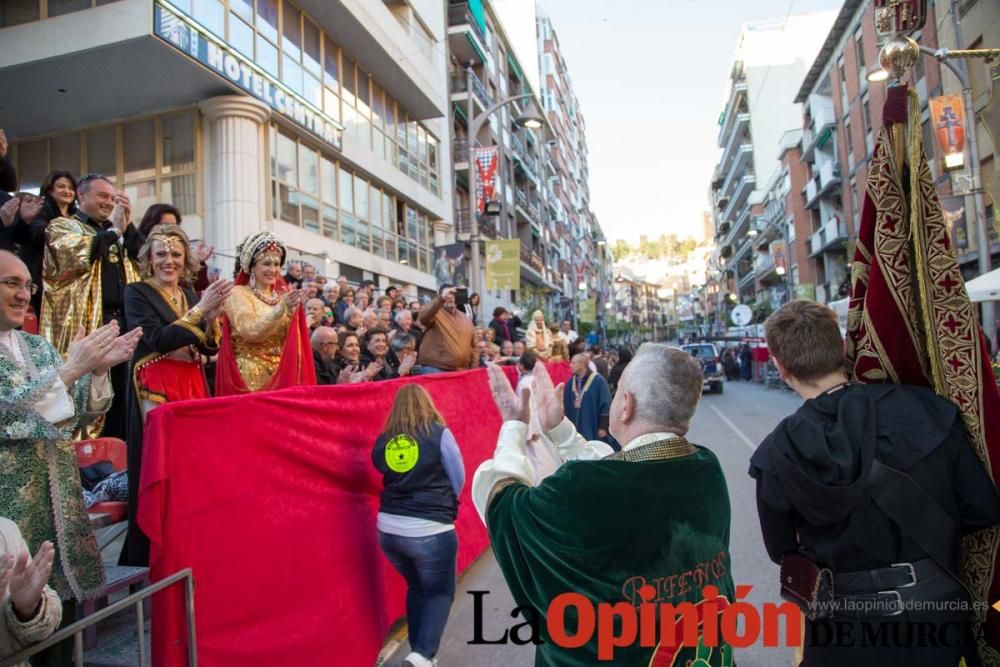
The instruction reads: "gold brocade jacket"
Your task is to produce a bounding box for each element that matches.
[222,286,291,392]
[40,215,140,357]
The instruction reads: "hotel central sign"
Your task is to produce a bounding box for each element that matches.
[154,2,342,150]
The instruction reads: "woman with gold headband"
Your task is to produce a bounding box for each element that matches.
[120,224,234,566]
[215,230,316,395]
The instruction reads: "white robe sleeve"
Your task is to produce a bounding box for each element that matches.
[546,418,614,461]
[31,377,76,424]
[472,421,536,524]
[86,372,112,413]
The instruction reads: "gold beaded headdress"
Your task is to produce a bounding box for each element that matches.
[238,231,286,274]
[148,231,184,254]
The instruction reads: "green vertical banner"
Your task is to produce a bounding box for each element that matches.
[485,240,520,290]
[579,298,596,324]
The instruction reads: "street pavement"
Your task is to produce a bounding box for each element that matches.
[384,378,805,667]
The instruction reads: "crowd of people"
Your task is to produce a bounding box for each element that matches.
[4,138,1000,667]
[0,143,638,663]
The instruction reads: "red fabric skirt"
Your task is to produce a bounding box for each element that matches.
[138,358,208,403]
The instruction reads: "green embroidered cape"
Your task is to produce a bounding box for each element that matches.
[487,441,736,666]
[0,330,106,601]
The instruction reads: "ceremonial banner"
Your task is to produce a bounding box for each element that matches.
[770,240,787,274]
[579,297,596,324]
[929,95,966,163]
[941,195,970,250]
[140,363,572,667]
[474,147,499,214]
[485,239,520,290]
[846,85,1000,664]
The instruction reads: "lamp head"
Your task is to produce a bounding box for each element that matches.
[515,110,545,129]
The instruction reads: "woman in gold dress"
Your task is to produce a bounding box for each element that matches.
[215,231,315,395]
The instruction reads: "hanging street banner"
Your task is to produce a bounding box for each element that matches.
[579,298,596,324]
[929,95,966,161]
[485,239,520,291]
[770,240,787,274]
[474,147,499,214]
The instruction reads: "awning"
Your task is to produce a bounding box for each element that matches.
[507,53,524,83]
[966,267,1000,302]
[467,0,487,36]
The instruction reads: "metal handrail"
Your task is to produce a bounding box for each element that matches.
[0,568,197,667]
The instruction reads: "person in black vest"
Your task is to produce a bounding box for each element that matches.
[749,300,1000,667]
[372,385,464,667]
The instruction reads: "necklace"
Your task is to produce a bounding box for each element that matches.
[146,279,187,317]
[571,372,596,409]
[252,285,281,306]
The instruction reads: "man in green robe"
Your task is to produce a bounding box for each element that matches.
[473,345,736,666]
[0,250,141,603]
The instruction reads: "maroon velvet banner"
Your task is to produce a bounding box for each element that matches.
[139,363,571,667]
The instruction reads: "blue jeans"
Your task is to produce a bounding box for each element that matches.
[378,529,458,658]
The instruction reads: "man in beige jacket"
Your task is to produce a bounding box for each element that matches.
[1,517,62,665]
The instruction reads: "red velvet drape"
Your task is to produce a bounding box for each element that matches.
[139,362,571,667]
[847,84,1000,660]
[214,304,317,396]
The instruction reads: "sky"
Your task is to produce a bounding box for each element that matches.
[537,0,843,244]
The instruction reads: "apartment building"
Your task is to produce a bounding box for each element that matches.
[711,12,837,309]
[447,0,556,317]
[794,0,945,303]
[0,0,451,293]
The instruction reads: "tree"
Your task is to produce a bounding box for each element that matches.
[610,234,698,261]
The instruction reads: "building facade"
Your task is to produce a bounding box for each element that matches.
[0,0,452,293]
[711,12,837,314]
[447,0,555,319]
[933,0,1000,275]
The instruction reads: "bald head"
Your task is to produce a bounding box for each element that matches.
[570,353,590,376]
[0,250,31,332]
[311,326,339,360]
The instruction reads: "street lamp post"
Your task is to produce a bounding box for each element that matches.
[868,12,998,349]
[465,67,543,297]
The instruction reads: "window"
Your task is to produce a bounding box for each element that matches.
[158,0,439,196]
[12,109,198,214]
[1,0,126,26]
[862,95,874,154]
[838,58,848,111]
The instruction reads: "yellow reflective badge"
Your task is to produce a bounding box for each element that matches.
[385,435,419,473]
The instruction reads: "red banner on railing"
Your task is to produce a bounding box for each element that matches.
[140,363,571,667]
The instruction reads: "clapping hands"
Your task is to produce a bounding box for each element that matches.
[487,365,530,424]
[397,351,417,377]
[61,323,143,385]
[282,288,306,309]
[531,362,565,432]
[0,541,55,621]
[198,279,234,320]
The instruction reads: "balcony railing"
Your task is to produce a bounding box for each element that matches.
[809,216,848,255]
[455,207,499,238]
[448,2,487,44]
[450,70,493,109]
[511,133,539,178]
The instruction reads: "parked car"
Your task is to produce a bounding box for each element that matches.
[681,343,724,394]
